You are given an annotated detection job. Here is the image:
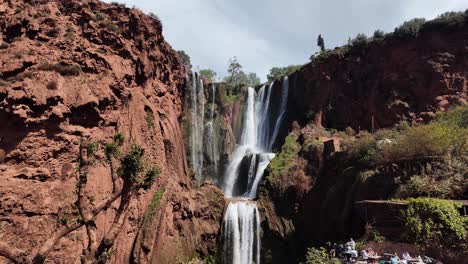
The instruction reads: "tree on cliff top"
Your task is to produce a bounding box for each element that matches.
[177,50,192,70]
[267,65,302,82]
[247,72,261,87]
[317,34,325,52]
[199,68,217,82]
[227,56,242,81]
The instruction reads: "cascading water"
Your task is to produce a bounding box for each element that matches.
[222,78,289,264]
[205,83,220,179]
[190,72,205,181]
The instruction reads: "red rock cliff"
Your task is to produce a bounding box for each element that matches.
[287,23,467,131]
[0,0,223,263]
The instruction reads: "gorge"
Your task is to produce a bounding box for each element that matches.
[0,1,467,264]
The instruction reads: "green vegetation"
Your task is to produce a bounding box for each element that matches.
[342,106,467,199]
[37,62,82,76]
[86,141,98,159]
[401,198,467,250]
[139,166,161,189]
[317,34,325,51]
[267,65,302,82]
[344,106,467,166]
[143,189,165,224]
[307,10,468,65]
[394,18,426,37]
[113,132,125,146]
[146,112,155,128]
[104,141,120,160]
[372,29,386,40]
[177,50,192,70]
[305,247,340,264]
[267,134,312,197]
[118,144,145,183]
[268,134,301,177]
[199,68,217,82]
[351,33,369,48]
[223,56,260,87]
[97,248,113,263]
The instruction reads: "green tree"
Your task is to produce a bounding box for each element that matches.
[401,198,467,250]
[199,68,217,82]
[317,34,325,51]
[394,18,426,37]
[227,56,242,83]
[177,50,191,70]
[305,247,340,264]
[373,30,385,40]
[247,72,261,86]
[267,65,302,82]
[351,33,368,48]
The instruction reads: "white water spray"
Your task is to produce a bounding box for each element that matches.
[222,78,289,264]
[190,72,205,181]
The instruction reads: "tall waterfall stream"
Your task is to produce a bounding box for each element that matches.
[188,74,289,264]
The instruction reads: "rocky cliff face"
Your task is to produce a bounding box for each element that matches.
[287,23,467,131]
[0,1,223,263]
[259,22,468,263]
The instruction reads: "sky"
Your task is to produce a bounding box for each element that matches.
[105,0,468,81]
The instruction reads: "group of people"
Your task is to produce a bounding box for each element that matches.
[326,239,434,264]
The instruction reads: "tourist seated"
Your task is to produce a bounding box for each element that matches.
[402,252,411,260]
[390,253,399,264]
[400,252,411,264]
[368,247,375,257]
[361,249,369,260]
[346,238,356,250]
[345,248,358,261]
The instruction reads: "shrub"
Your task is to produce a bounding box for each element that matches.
[139,166,161,189]
[113,132,125,146]
[104,142,119,160]
[93,12,106,22]
[146,112,155,128]
[424,11,466,29]
[434,105,468,128]
[394,18,426,37]
[267,134,312,197]
[400,198,467,250]
[381,122,466,162]
[268,134,301,177]
[351,33,368,48]
[373,29,385,40]
[118,144,145,183]
[143,189,165,224]
[343,132,380,166]
[305,247,340,264]
[394,156,467,199]
[37,62,82,76]
[86,141,98,159]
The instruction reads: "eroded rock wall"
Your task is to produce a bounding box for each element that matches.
[0,1,224,263]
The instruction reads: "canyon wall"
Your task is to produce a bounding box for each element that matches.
[0,1,223,263]
[259,21,468,263]
[287,22,467,131]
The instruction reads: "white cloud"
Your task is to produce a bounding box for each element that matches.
[104,0,468,81]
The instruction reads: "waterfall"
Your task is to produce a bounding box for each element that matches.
[190,72,204,181]
[222,77,289,264]
[224,202,261,264]
[270,76,289,150]
[206,84,219,178]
